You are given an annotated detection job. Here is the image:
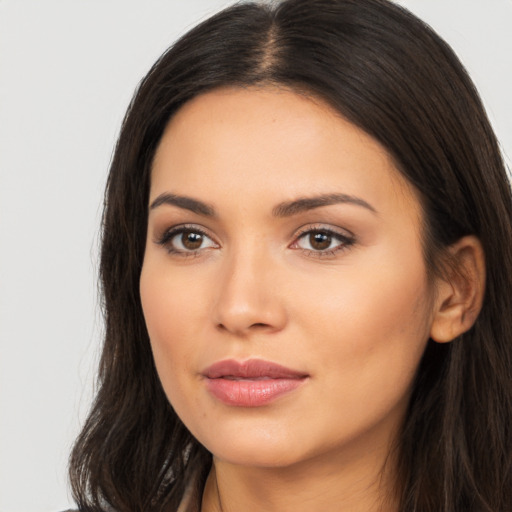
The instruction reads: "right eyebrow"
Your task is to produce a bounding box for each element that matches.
[149,193,215,217]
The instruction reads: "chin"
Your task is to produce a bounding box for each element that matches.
[191,420,309,468]
[210,442,305,469]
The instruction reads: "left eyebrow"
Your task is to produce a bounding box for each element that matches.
[272,193,377,217]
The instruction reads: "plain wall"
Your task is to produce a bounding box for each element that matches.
[0,1,510,510]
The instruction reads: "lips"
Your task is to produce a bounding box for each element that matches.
[202,359,308,407]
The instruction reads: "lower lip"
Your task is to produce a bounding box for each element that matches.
[205,377,306,407]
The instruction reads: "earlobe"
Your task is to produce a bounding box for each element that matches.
[429,236,486,343]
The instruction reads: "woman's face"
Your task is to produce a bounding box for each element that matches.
[140,87,436,469]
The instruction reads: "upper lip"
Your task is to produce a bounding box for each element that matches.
[202,358,308,379]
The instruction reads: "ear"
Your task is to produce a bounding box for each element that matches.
[430,236,486,343]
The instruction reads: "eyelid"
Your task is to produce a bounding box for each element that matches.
[154,223,220,256]
[152,222,355,258]
[290,224,356,256]
[293,223,354,239]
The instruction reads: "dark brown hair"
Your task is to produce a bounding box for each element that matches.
[69,1,512,510]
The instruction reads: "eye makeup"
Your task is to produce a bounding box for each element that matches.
[153,221,356,260]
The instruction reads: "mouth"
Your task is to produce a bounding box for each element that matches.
[202,359,309,407]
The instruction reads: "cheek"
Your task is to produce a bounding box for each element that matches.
[296,243,430,339]
[139,264,202,391]
[140,274,211,433]
[292,245,433,419]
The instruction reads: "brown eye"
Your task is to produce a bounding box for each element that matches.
[293,228,354,255]
[309,232,332,250]
[181,230,204,250]
[159,226,218,254]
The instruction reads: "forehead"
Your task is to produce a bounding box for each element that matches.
[150,86,421,222]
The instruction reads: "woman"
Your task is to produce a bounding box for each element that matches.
[69,0,512,510]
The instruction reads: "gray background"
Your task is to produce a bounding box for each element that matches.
[1,1,511,510]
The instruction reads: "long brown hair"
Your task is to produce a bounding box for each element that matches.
[69,1,512,510]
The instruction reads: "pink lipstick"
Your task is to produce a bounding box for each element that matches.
[202,359,308,407]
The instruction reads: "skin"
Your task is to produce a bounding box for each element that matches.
[140,87,482,512]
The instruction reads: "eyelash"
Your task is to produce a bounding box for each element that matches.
[155,224,218,257]
[154,224,356,258]
[291,225,356,258]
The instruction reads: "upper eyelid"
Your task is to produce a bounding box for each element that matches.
[290,225,356,258]
[152,222,355,249]
[154,225,219,257]
[154,223,216,241]
[293,223,355,239]
[291,224,356,249]
[152,225,216,253]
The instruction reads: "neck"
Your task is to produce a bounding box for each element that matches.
[201,444,399,512]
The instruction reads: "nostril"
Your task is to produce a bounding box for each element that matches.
[216,321,271,333]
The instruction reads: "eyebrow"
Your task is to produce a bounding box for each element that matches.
[150,193,215,216]
[149,192,377,218]
[272,193,377,217]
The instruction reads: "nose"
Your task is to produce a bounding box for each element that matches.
[212,248,288,337]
